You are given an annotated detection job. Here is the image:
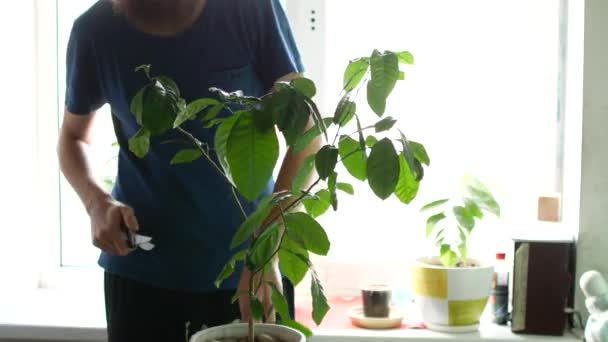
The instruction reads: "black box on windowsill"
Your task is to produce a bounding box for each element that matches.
[510,227,575,336]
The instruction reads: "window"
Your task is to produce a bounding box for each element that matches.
[51,1,565,287]
[289,0,565,296]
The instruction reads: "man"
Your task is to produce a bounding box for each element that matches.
[57,1,317,341]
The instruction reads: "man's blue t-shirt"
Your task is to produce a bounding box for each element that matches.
[65,0,304,292]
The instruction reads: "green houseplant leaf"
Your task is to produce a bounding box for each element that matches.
[394,154,419,204]
[227,111,279,201]
[367,138,400,200]
[140,82,180,136]
[440,244,459,267]
[303,190,331,218]
[292,154,316,193]
[279,248,309,286]
[230,195,274,249]
[214,112,241,178]
[214,250,247,288]
[333,95,357,127]
[128,128,151,158]
[170,149,202,165]
[343,57,369,91]
[174,98,220,128]
[453,206,475,231]
[426,212,446,238]
[248,224,280,271]
[374,116,397,133]
[284,212,330,256]
[311,268,330,325]
[338,136,367,181]
[315,145,339,180]
[291,77,316,98]
[367,50,399,116]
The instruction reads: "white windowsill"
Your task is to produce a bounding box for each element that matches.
[0,289,581,342]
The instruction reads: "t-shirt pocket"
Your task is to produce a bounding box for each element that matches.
[205,63,262,98]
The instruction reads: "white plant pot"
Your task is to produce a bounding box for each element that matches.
[411,256,494,332]
[190,323,305,342]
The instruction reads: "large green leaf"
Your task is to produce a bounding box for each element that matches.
[141,82,179,136]
[248,224,280,270]
[338,136,367,181]
[291,77,316,98]
[367,81,386,117]
[279,248,309,286]
[394,155,419,204]
[302,190,331,218]
[315,145,339,180]
[174,98,220,128]
[367,50,399,116]
[227,111,279,201]
[333,95,356,127]
[453,206,475,231]
[170,148,202,165]
[343,57,369,91]
[214,113,241,178]
[311,268,330,325]
[367,138,400,200]
[214,250,247,288]
[374,116,397,133]
[284,212,330,255]
[426,212,446,238]
[292,154,316,193]
[128,128,150,158]
[230,195,274,249]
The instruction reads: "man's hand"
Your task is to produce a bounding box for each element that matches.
[88,196,139,256]
[238,259,283,323]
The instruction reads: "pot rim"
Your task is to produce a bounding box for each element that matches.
[190,322,304,342]
[413,256,493,270]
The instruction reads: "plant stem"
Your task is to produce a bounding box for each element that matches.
[248,272,255,342]
[176,127,247,220]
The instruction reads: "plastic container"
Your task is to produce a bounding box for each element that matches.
[491,253,509,325]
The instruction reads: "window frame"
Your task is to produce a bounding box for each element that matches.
[33,0,583,295]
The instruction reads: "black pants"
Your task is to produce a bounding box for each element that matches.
[104,272,295,342]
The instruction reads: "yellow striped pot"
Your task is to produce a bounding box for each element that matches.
[411,257,493,332]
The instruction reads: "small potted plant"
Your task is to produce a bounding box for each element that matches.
[127,49,428,342]
[411,177,500,332]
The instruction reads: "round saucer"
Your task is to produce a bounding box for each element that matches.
[348,307,404,329]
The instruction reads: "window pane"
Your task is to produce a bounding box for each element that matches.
[315,0,561,264]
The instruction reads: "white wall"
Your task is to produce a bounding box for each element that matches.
[574,0,608,318]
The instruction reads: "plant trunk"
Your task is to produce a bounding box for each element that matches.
[249,273,255,342]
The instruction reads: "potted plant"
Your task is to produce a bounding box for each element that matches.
[126,49,428,342]
[411,177,500,332]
